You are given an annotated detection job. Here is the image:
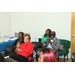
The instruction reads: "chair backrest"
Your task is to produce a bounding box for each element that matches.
[32,42,43,51]
[59,39,71,49]
[38,38,42,42]
[5,45,16,56]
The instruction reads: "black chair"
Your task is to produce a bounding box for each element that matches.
[5,45,33,62]
[32,42,43,61]
[72,53,75,62]
[38,38,42,43]
[32,42,43,51]
[5,42,43,62]
[5,45,16,56]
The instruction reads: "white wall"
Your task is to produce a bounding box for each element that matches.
[0,12,10,37]
[11,12,71,41]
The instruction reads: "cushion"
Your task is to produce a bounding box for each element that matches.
[58,45,65,50]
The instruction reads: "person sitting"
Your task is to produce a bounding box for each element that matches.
[43,31,60,58]
[38,48,56,62]
[13,32,24,48]
[41,29,51,44]
[10,34,34,62]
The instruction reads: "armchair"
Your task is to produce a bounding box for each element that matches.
[58,39,71,62]
[5,45,33,62]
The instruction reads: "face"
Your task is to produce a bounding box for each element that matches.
[24,36,29,43]
[18,33,23,38]
[45,30,49,35]
[38,51,43,62]
[51,32,55,39]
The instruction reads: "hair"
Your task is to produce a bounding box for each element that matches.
[44,29,51,37]
[52,31,56,35]
[19,32,24,37]
[40,48,56,62]
[24,34,31,40]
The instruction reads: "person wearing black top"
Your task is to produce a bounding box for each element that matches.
[13,32,24,47]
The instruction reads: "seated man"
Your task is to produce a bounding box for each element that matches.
[43,31,60,58]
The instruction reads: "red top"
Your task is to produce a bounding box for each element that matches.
[16,42,34,61]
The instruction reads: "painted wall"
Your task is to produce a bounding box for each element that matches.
[0,12,10,38]
[11,12,71,41]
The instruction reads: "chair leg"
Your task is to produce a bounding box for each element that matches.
[58,55,59,62]
[67,54,68,60]
[64,55,65,62]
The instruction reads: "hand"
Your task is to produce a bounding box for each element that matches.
[15,48,22,52]
[17,49,22,51]
[16,44,20,48]
[49,40,52,44]
[48,38,52,44]
[15,48,18,52]
[45,38,50,44]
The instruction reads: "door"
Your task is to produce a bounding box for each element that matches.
[71,12,75,57]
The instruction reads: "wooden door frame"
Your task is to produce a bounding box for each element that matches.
[71,12,75,58]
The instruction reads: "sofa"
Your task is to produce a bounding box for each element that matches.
[5,45,33,62]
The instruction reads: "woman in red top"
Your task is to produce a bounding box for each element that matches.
[10,34,34,62]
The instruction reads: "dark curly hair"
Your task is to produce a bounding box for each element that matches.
[19,32,24,37]
[44,29,51,37]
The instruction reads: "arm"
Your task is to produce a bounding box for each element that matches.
[21,44,33,53]
[15,48,22,52]
[16,44,20,48]
[51,40,60,51]
[41,35,44,44]
[45,38,51,44]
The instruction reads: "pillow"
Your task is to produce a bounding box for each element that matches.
[58,45,65,50]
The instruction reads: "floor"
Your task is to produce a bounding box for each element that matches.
[57,58,72,62]
[33,58,72,62]
[1,52,72,62]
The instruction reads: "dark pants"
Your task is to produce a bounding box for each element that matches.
[0,53,5,62]
[10,54,29,62]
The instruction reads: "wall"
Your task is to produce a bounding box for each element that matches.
[0,12,10,37]
[11,12,71,41]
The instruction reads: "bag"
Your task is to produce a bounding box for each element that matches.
[58,45,65,50]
